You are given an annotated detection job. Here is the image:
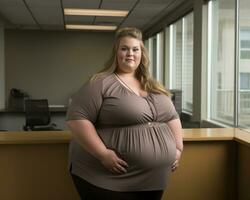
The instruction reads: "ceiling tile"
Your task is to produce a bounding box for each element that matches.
[0,0,36,25]
[25,0,63,26]
[121,0,172,28]
[62,0,101,9]
[101,0,135,10]
[65,16,94,24]
[0,0,185,31]
[94,16,123,26]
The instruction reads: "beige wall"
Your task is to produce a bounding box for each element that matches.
[0,17,4,109]
[5,30,114,106]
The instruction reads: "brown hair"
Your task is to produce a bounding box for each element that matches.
[91,27,170,96]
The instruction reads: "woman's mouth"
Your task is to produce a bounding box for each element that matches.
[126,59,134,62]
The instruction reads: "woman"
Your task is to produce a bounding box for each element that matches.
[66,27,183,200]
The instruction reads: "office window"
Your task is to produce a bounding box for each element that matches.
[144,39,151,73]
[240,29,250,60]
[171,19,182,90]
[182,12,194,112]
[164,26,171,89]
[169,13,194,113]
[208,0,235,125]
[240,73,250,90]
[144,39,149,53]
[156,32,164,83]
[148,33,164,83]
[146,38,153,74]
[239,0,250,127]
[152,36,157,79]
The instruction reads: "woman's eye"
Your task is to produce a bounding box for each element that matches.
[133,48,139,51]
[121,47,127,51]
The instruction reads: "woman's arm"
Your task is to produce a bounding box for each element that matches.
[67,119,128,174]
[167,118,183,171]
[167,118,183,152]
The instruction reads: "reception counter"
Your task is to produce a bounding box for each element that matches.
[2,128,250,144]
[0,128,249,200]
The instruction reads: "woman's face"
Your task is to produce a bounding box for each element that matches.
[116,36,142,74]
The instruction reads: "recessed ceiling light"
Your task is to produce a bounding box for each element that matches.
[64,8,129,17]
[65,24,117,31]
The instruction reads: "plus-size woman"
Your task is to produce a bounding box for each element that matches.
[66,27,183,200]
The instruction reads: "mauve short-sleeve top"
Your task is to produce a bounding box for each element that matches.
[66,73,179,192]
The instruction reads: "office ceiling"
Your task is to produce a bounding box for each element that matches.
[0,0,185,31]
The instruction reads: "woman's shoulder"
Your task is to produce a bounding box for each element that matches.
[81,73,115,92]
[151,92,172,102]
[88,73,114,86]
[91,72,114,81]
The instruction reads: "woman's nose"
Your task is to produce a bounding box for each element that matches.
[127,49,133,56]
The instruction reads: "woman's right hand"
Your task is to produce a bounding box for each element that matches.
[100,149,129,174]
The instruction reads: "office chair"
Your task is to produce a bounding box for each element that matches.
[23,99,61,131]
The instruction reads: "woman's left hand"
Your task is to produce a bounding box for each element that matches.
[171,149,182,172]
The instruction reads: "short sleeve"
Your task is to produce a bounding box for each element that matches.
[166,96,179,121]
[66,79,103,123]
[156,94,179,122]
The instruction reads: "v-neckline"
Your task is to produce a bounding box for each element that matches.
[114,73,148,98]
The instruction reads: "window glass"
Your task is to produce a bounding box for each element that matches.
[152,36,157,79]
[144,39,149,52]
[147,37,153,75]
[182,13,194,112]
[239,0,250,127]
[208,0,235,125]
[171,19,182,90]
[169,14,193,113]
[156,32,164,83]
[164,26,171,89]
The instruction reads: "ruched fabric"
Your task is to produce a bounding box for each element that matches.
[66,74,179,191]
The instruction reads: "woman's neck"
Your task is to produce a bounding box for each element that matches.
[115,70,136,78]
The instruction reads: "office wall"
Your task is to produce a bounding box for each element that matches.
[5,30,114,106]
[0,17,4,109]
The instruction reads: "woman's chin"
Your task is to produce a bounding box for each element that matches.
[118,65,138,73]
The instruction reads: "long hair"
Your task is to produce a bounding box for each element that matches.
[91,27,170,96]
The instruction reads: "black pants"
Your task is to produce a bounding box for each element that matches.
[71,174,163,200]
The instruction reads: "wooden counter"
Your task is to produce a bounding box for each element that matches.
[182,128,235,141]
[234,128,250,146]
[0,128,249,200]
[0,128,249,145]
[0,131,71,144]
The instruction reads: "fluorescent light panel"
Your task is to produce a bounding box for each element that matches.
[66,24,117,31]
[64,8,128,17]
